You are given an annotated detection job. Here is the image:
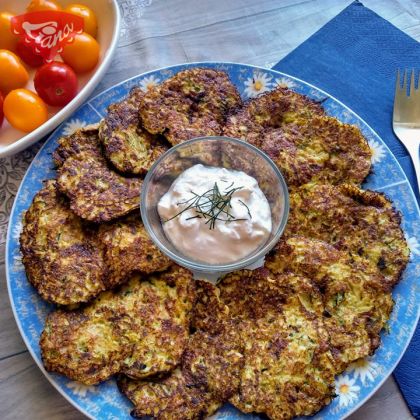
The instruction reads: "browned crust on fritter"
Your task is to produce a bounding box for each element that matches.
[54,126,142,222]
[223,86,325,147]
[266,236,394,372]
[98,214,171,288]
[99,87,169,175]
[223,271,336,419]
[118,369,222,420]
[260,115,372,187]
[139,68,242,145]
[53,124,101,167]
[20,180,107,305]
[224,87,371,187]
[285,183,410,285]
[40,266,195,384]
[182,327,244,401]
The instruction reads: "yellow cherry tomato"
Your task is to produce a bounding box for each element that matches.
[4,89,48,132]
[27,0,61,12]
[61,32,99,73]
[65,4,97,38]
[0,50,29,95]
[0,12,18,52]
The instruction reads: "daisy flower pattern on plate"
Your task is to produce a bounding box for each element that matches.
[368,139,386,164]
[244,72,272,98]
[12,220,23,241]
[139,75,160,92]
[275,77,297,89]
[67,381,97,398]
[62,119,87,136]
[405,235,420,256]
[347,358,381,385]
[335,375,360,407]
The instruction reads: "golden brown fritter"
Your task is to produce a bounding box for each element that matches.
[224,88,371,187]
[118,369,222,420]
[260,116,372,187]
[119,327,243,419]
[40,266,195,384]
[285,183,410,285]
[98,214,171,288]
[182,327,244,401]
[227,273,336,420]
[224,86,324,147]
[139,68,242,145]
[54,126,142,223]
[267,236,394,372]
[98,87,169,175]
[20,180,106,306]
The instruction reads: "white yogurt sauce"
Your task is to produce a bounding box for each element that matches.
[157,164,272,264]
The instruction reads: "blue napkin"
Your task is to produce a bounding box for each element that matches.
[272,1,420,417]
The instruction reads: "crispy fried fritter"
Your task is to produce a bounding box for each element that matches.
[267,236,394,371]
[285,183,410,285]
[98,87,169,175]
[120,266,195,379]
[224,88,371,187]
[118,369,222,420]
[182,327,244,401]
[224,87,324,146]
[260,116,371,187]
[54,126,142,222]
[139,68,242,145]
[119,327,242,419]
[20,180,106,305]
[98,214,171,288]
[40,266,195,384]
[228,273,336,420]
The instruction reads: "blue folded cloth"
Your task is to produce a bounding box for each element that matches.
[272,1,420,417]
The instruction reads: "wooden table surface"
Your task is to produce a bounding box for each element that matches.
[1,0,419,418]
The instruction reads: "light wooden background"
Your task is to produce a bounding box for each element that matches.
[1,0,419,419]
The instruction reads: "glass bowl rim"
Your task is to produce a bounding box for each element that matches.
[140,135,290,273]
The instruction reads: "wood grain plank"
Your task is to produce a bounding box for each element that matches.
[0,264,27,359]
[0,352,84,420]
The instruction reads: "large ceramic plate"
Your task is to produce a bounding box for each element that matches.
[6,62,420,419]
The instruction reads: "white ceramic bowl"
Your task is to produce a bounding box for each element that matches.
[0,0,120,157]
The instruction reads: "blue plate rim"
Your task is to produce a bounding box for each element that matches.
[5,61,420,420]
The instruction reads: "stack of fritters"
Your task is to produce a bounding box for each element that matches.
[17,67,410,420]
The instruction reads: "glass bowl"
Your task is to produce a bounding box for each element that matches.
[140,136,289,280]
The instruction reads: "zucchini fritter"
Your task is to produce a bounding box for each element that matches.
[267,236,394,371]
[193,270,336,419]
[119,327,243,419]
[224,88,371,187]
[260,115,371,187]
[98,87,169,175]
[40,266,195,384]
[54,126,142,222]
[98,214,172,288]
[20,180,106,306]
[224,87,324,147]
[139,68,242,145]
[285,183,410,285]
[118,368,222,420]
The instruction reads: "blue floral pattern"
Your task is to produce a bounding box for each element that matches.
[5,63,420,420]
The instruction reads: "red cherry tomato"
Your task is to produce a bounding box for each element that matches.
[16,41,44,67]
[34,62,78,106]
[0,92,4,128]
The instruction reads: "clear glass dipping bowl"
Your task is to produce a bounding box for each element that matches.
[140,136,289,280]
